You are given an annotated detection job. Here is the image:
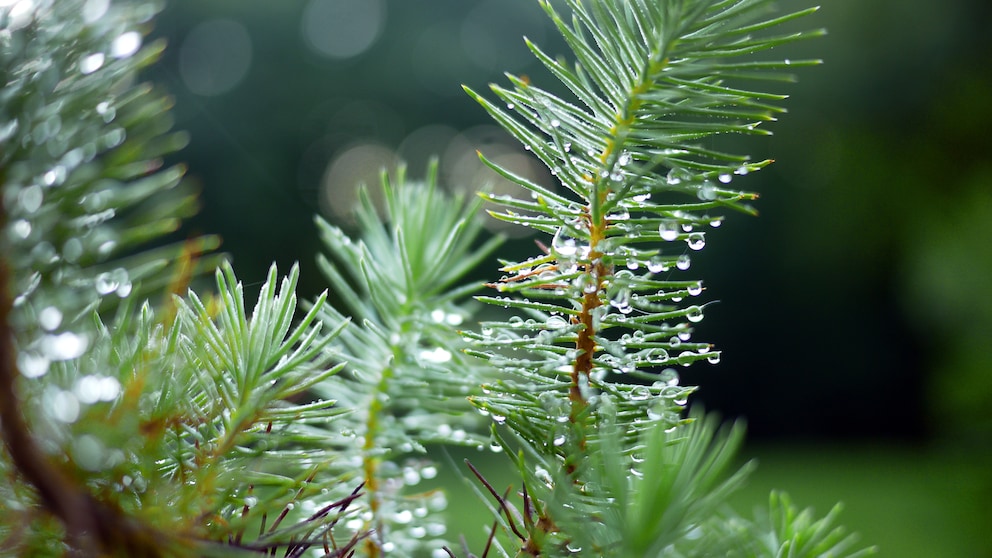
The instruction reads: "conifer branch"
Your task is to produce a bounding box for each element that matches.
[459,1,875,557]
[0,215,170,555]
[1,1,877,556]
[310,163,501,556]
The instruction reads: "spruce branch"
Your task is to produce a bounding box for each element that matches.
[0,2,360,553]
[310,162,501,556]
[466,0,822,453]
[0,218,174,556]
[457,1,873,557]
[0,0,221,553]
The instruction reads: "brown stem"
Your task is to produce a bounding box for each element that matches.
[0,208,167,555]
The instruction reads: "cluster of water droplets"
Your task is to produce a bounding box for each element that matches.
[0,1,168,396]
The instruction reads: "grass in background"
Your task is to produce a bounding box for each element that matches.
[731,444,990,558]
[427,444,991,557]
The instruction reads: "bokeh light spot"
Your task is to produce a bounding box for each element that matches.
[179,19,253,97]
[302,0,385,60]
[397,124,459,177]
[111,31,142,59]
[320,142,398,221]
[442,125,552,237]
[82,0,109,23]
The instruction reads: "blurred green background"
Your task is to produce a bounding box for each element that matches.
[145,0,991,555]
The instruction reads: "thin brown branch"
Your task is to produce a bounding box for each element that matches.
[465,460,527,542]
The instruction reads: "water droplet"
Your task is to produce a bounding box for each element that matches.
[563,142,571,152]
[103,127,126,149]
[422,465,438,479]
[630,386,651,401]
[402,468,421,486]
[111,31,142,58]
[95,268,129,296]
[116,280,132,298]
[63,238,83,263]
[11,219,31,239]
[38,306,62,331]
[550,118,561,128]
[647,399,667,420]
[718,173,732,184]
[41,332,88,361]
[698,183,717,201]
[736,165,749,176]
[707,352,721,364]
[709,218,723,228]
[687,233,705,251]
[19,184,43,213]
[98,240,117,255]
[681,222,693,232]
[50,390,81,423]
[43,167,65,186]
[80,52,105,74]
[244,496,258,508]
[431,309,445,322]
[610,288,632,314]
[676,255,691,270]
[686,306,704,323]
[481,326,493,337]
[73,434,106,471]
[491,413,507,425]
[626,260,639,270]
[687,282,703,296]
[552,226,588,259]
[552,230,577,257]
[553,434,566,446]
[647,256,666,273]
[534,466,553,486]
[581,275,599,294]
[546,315,568,329]
[784,58,791,65]
[608,207,630,221]
[18,353,50,378]
[658,221,679,241]
[659,368,680,386]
